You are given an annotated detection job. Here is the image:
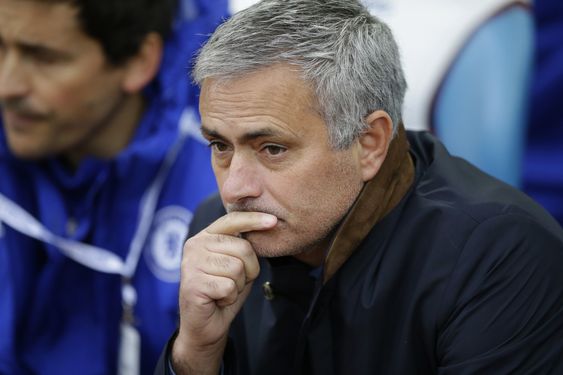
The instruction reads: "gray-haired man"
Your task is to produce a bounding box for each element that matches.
[157,0,563,373]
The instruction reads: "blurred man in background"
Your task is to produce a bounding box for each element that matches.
[0,0,225,373]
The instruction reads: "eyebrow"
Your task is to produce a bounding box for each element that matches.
[0,33,72,61]
[19,41,72,59]
[201,125,282,143]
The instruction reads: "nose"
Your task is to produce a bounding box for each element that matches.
[0,53,29,100]
[219,152,263,205]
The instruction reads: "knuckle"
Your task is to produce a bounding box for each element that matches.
[214,214,233,229]
[204,279,219,292]
[247,263,260,281]
[180,274,205,299]
[207,254,231,271]
[225,278,237,293]
[183,235,204,255]
[240,241,255,257]
[246,271,259,283]
[215,234,236,245]
[231,258,245,277]
[204,277,236,295]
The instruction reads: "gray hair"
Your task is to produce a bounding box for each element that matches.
[193,0,407,149]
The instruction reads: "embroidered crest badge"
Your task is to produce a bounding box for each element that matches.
[144,206,193,282]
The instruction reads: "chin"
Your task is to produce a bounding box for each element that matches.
[243,230,300,258]
[4,133,44,159]
[6,143,47,160]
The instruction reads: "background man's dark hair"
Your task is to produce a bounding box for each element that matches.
[47,0,178,65]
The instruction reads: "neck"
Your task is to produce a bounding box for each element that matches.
[322,125,415,282]
[63,93,145,169]
[293,241,329,267]
[292,126,414,271]
[292,216,347,267]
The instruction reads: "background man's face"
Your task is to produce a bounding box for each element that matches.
[200,65,365,258]
[0,0,127,160]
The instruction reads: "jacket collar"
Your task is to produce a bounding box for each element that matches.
[323,125,414,283]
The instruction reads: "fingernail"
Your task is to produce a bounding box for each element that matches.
[262,214,277,226]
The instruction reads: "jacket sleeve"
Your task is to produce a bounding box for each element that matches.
[436,214,563,374]
[154,332,177,375]
[153,331,231,375]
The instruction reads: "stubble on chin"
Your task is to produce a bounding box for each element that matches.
[224,196,349,260]
[241,217,338,261]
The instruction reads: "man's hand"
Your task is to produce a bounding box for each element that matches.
[171,211,277,374]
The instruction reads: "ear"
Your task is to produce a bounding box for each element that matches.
[121,32,163,93]
[358,110,394,182]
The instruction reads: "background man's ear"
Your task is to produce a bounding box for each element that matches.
[358,110,394,182]
[122,32,163,93]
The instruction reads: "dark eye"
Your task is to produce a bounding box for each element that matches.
[208,141,230,153]
[263,144,286,156]
[16,43,72,66]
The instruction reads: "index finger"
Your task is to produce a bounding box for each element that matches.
[205,211,277,236]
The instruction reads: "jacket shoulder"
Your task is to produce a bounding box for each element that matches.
[407,130,563,239]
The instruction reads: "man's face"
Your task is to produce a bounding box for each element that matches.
[200,65,365,258]
[0,0,128,160]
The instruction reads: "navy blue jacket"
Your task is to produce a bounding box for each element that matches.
[160,131,563,374]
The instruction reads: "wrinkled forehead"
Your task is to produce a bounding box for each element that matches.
[200,65,322,117]
[199,65,333,147]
